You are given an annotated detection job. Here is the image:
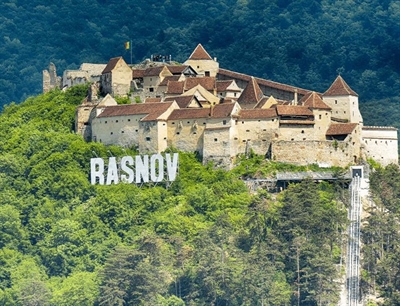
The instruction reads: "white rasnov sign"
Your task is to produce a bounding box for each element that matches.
[90,153,179,185]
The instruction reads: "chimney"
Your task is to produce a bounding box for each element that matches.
[294,89,298,105]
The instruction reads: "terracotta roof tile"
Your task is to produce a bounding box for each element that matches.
[211,103,236,118]
[301,91,331,110]
[188,44,213,60]
[276,105,314,116]
[323,75,358,96]
[144,66,165,77]
[168,108,210,120]
[132,69,145,78]
[239,108,278,119]
[166,65,188,74]
[185,77,216,91]
[166,81,185,94]
[218,68,311,96]
[159,75,181,86]
[326,123,358,135]
[97,102,173,122]
[102,57,122,74]
[164,95,199,108]
[145,97,162,103]
[216,80,232,92]
[237,77,263,105]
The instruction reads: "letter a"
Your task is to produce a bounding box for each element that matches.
[106,157,119,185]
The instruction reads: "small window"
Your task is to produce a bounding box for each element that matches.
[205,71,210,76]
[319,114,322,120]
[263,129,266,131]
[128,119,131,122]
[111,132,113,135]
[187,121,190,124]
[116,120,118,123]
[203,122,206,125]
[223,120,227,125]
[214,138,218,142]
[301,130,304,134]
[176,132,180,135]
[105,121,107,124]
[146,137,151,141]
[246,130,250,132]
[149,88,154,92]
[135,129,138,132]
[121,131,124,133]
[335,100,338,104]
[172,122,175,125]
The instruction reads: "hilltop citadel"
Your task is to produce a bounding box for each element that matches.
[43,44,398,168]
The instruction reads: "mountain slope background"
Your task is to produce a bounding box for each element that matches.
[1,0,400,126]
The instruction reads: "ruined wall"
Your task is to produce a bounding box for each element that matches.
[272,140,357,167]
[43,62,61,93]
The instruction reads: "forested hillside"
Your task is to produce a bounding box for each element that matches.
[1,0,400,127]
[0,85,367,305]
[0,82,398,305]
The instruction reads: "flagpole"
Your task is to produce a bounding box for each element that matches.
[130,40,133,65]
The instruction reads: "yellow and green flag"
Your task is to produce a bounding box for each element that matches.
[124,41,130,50]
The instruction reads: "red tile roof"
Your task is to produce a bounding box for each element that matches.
[216,80,240,92]
[164,95,199,108]
[301,91,331,110]
[166,65,189,74]
[185,77,216,91]
[212,103,236,118]
[218,68,311,96]
[97,102,174,122]
[188,44,213,60]
[239,108,278,119]
[237,77,263,105]
[323,75,358,96]
[166,81,185,94]
[102,57,123,74]
[144,66,165,77]
[276,105,314,116]
[168,108,210,120]
[132,69,145,78]
[326,123,358,135]
[159,75,181,86]
[145,97,162,103]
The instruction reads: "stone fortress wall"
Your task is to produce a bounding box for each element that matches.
[43,44,398,168]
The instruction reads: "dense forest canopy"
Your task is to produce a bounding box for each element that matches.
[1,0,400,127]
[0,84,361,305]
[0,83,398,304]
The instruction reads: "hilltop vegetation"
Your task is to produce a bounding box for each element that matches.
[1,0,400,128]
[0,86,355,305]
